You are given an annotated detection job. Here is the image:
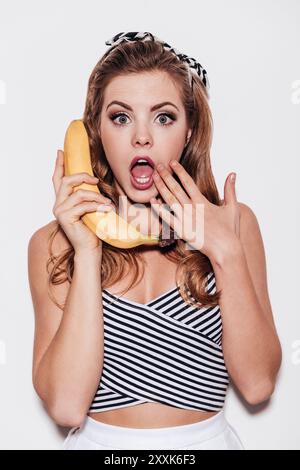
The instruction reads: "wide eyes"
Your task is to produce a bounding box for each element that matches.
[109,112,177,127]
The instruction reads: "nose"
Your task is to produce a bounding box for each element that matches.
[135,137,150,146]
[132,125,153,147]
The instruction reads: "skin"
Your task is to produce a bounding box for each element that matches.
[88,71,223,426]
[99,71,192,237]
[87,71,282,427]
[29,70,281,431]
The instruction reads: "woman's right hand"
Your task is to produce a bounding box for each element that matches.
[52,149,114,254]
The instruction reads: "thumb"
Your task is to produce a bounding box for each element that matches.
[223,172,237,205]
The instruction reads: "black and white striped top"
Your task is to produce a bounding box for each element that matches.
[88,271,229,413]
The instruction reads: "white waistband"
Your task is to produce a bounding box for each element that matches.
[77,410,228,449]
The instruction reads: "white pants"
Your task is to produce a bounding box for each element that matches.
[61,410,244,450]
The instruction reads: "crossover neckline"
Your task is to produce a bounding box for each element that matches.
[102,285,180,307]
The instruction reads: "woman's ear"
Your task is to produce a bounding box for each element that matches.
[186,129,192,145]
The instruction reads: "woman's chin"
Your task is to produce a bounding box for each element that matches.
[114,179,161,206]
[125,186,158,204]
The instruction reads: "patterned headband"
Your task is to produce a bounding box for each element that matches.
[104,31,210,92]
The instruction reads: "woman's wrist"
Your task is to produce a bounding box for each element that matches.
[210,237,244,270]
[74,247,102,264]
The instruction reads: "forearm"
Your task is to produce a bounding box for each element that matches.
[211,242,282,402]
[35,250,104,424]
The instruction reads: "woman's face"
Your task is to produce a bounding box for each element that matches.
[99,71,191,204]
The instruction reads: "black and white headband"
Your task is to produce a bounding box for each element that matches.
[104,31,210,92]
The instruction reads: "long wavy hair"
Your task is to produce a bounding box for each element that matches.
[47,39,222,310]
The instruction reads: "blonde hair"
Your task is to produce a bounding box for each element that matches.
[47,39,222,310]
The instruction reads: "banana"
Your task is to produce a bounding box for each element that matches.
[63,119,160,249]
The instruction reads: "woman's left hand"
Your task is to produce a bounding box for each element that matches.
[150,160,241,264]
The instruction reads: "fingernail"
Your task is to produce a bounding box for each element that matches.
[230,173,236,183]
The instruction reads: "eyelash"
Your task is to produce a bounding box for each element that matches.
[109,112,176,127]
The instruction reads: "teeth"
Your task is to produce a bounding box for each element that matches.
[133,158,153,167]
[133,176,151,183]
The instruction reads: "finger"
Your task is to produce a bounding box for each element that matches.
[150,200,181,240]
[223,172,237,205]
[60,201,115,223]
[52,150,65,196]
[169,161,207,203]
[157,164,190,206]
[72,201,115,218]
[57,189,112,212]
[56,172,99,206]
[153,171,179,210]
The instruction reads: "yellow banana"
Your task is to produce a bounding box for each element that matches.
[63,119,160,249]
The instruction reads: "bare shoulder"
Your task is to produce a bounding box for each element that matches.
[28,218,72,315]
[235,200,265,267]
[237,201,259,227]
[237,201,266,256]
[28,219,71,255]
[28,220,72,385]
[27,218,72,302]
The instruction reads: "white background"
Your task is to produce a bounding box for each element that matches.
[0,0,299,450]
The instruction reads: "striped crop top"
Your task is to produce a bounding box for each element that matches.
[88,271,229,413]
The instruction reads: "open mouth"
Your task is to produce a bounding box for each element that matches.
[130,158,155,189]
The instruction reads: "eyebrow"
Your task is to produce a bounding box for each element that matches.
[106,100,180,112]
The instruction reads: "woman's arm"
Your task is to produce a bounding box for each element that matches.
[28,221,104,428]
[149,163,281,404]
[211,202,282,405]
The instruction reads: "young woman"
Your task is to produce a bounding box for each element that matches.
[28,32,282,450]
